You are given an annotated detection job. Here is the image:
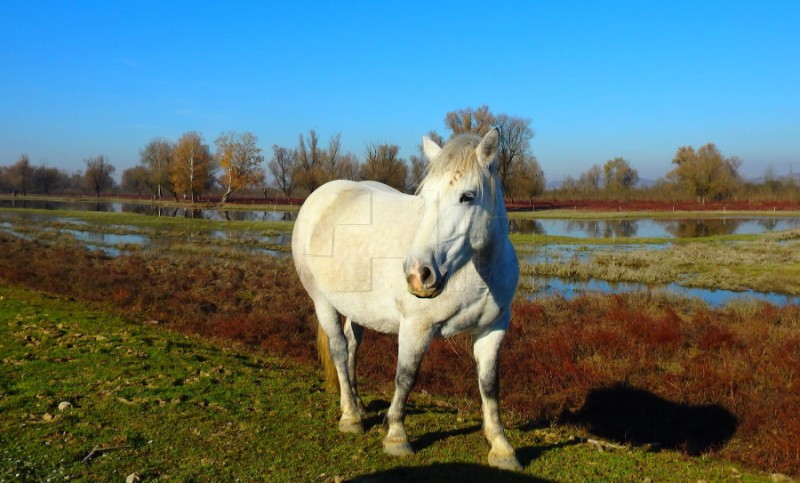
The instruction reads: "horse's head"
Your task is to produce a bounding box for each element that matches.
[405,128,501,298]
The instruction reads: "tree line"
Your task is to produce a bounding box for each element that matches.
[0,154,115,198]
[1,105,796,203]
[553,143,798,203]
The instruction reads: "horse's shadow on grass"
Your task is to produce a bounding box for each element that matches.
[355,384,738,479]
[515,436,583,468]
[350,463,553,482]
[560,383,739,455]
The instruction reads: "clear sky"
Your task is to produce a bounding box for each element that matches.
[1,1,799,182]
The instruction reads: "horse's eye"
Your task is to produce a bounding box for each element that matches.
[459,191,476,204]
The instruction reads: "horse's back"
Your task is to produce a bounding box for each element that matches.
[292,180,421,324]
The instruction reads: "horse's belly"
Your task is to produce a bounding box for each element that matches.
[325,291,403,334]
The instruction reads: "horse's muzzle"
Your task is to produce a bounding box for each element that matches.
[406,263,444,298]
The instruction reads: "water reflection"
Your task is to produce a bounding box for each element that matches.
[508,219,545,234]
[518,218,800,239]
[0,199,294,222]
[564,219,639,238]
[661,219,741,238]
[530,277,800,307]
[3,198,800,238]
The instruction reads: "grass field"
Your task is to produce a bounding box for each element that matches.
[0,285,776,481]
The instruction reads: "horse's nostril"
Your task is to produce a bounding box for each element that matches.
[421,266,433,285]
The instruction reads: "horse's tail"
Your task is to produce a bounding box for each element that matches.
[316,323,340,392]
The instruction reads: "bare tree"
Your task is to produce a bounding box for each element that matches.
[495,114,535,194]
[407,154,427,192]
[8,154,33,196]
[84,155,116,198]
[442,108,537,199]
[121,165,152,196]
[506,156,545,201]
[360,142,407,191]
[337,152,360,180]
[324,133,342,178]
[268,145,297,199]
[444,105,495,136]
[33,164,66,195]
[578,165,603,194]
[0,167,9,193]
[216,131,265,204]
[140,138,175,199]
[295,129,324,193]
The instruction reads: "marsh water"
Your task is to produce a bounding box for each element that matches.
[509,217,800,239]
[4,198,799,238]
[0,199,295,221]
[530,276,800,307]
[2,199,799,306]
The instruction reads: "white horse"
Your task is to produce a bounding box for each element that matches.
[291,129,521,470]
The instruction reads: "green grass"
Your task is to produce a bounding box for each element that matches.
[0,285,776,481]
[0,194,300,213]
[0,206,294,234]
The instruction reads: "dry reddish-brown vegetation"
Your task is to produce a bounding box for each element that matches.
[1,233,798,475]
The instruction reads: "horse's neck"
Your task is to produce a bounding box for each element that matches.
[475,192,514,272]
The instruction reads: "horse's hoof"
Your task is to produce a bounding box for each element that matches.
[383,439,414,457]
[488,451,522,471]
[338,418,364,434]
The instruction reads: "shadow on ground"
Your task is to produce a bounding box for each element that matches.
[349,463,553,482]
[562,383,738,454]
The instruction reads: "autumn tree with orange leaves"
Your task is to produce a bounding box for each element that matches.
[170,132,214,203]
[215,132,265,204]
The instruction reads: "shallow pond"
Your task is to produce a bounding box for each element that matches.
[0,211,290,258]
[529,277,800,307]
[5,199,800,237]
[0,199,295,221]
[510,217,800,239]
[520,243,670,265]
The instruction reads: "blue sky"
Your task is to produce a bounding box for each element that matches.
[1,1,799,182]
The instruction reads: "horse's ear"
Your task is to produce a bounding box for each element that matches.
[476,128,500,167]
[422,136,442,160]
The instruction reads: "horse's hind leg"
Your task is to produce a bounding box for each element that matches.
[344,318,366,417]
[314,300,364,433]
[473,315,521,471]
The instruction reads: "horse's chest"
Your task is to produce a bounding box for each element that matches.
[438,292,502,338]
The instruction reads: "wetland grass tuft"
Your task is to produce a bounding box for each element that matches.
[523,234,800,295]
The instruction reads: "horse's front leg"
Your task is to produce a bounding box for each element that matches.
[473,313,521,471]
[383,322,435,456]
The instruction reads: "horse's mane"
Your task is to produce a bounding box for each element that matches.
[416,133,497,198]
